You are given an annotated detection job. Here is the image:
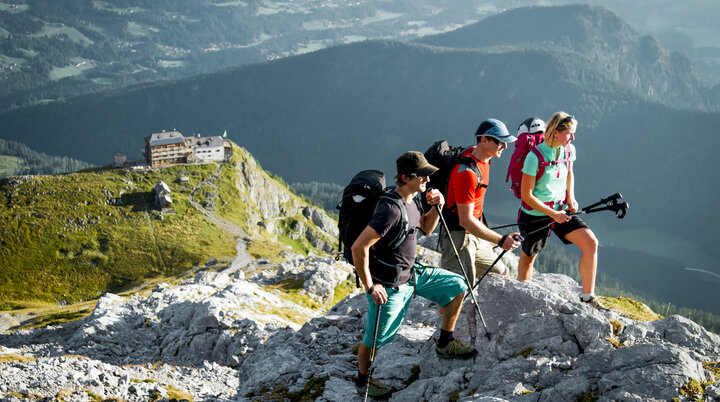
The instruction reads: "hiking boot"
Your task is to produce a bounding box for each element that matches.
[581,296,610,311]
[355,377,393,399]
[435,339,478,360]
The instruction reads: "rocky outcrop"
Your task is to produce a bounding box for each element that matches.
[233,149,337,253]
[235,273,720,401]
[0,255,353,401]
[3,251,718,401]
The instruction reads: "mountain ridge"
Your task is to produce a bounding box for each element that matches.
[0,37,644,176]
[417,4,718,111]
[1,35,717,248]
[3,0,720,112]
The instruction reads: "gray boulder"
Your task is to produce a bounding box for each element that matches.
[236,273,720,401]
[2,258,718,402]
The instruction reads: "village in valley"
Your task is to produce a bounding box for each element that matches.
[113,130,234,212]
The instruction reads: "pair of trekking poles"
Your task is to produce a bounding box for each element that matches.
[435,192,629,334]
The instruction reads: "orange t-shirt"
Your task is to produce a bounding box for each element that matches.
[446,147,489,219]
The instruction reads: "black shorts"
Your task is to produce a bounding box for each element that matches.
[518,210,589,257]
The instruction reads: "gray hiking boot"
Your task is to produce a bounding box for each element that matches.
[355,377,392,399]
[435,338,478,360]
[581,296,610,311]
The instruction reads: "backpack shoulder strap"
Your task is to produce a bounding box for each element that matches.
[378,191,411,250]
[533,145,572,180]
[530,146,548,179]
[556,146,572,163]
[455,155,485,190]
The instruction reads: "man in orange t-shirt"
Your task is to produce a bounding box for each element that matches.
[440,119,521,286]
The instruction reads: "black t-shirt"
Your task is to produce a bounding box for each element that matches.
[367,192,429,286]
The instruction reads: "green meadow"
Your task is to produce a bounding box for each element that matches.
[0,160,239,309]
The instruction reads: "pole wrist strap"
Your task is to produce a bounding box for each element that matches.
[497,234,508,248]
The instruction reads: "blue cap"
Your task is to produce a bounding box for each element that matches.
[475,118,517,143]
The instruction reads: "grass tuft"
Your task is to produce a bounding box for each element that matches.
[85,390,103,402]
[601,297,662,321]
[703,361,720,381]
[331,278,357,306]
[245,377,329,401]
[28,309,91,328]
[577,391,598,402]
[0,353,36,363]
[166,384,194,401]
[678,378,704,399]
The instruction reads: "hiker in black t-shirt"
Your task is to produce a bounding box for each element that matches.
[352,151,478,398]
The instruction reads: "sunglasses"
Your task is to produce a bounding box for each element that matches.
[487,136,506,146]
[560,115,575,124]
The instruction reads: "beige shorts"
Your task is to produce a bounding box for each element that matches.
[439,230,506,286]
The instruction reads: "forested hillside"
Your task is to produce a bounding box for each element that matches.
[290,181,342,218]
[3,1,719,113]
[0,138,92,177]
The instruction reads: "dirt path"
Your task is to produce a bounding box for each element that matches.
[188,163,251,272]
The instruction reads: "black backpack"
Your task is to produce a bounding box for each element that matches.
[423,140,484,231]
[336,170,417,286]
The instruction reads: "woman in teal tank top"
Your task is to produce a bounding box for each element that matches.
[516,112,606,309]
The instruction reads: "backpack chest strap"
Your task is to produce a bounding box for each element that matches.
[532,146,571,179]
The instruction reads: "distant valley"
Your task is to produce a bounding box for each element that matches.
[1,0,719,112]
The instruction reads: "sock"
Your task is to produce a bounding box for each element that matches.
[581,293,595,302]
[437,329,455,348]
[356,372,368,387]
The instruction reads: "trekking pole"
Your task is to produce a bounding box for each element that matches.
[575,198,629,219]
[489,221,521,230]
[433,203,491,339]
[471,234,524,292]
[489,193,630,230]
[581,192,623,212]
[364,303,381,402]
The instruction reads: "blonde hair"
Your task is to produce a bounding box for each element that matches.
[544,111,577,148]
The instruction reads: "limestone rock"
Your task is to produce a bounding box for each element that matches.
[2,256,718,402]
[303,206,338,237]
[233,150,337,253]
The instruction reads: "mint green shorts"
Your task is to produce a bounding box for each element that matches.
[362,263,467,348]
